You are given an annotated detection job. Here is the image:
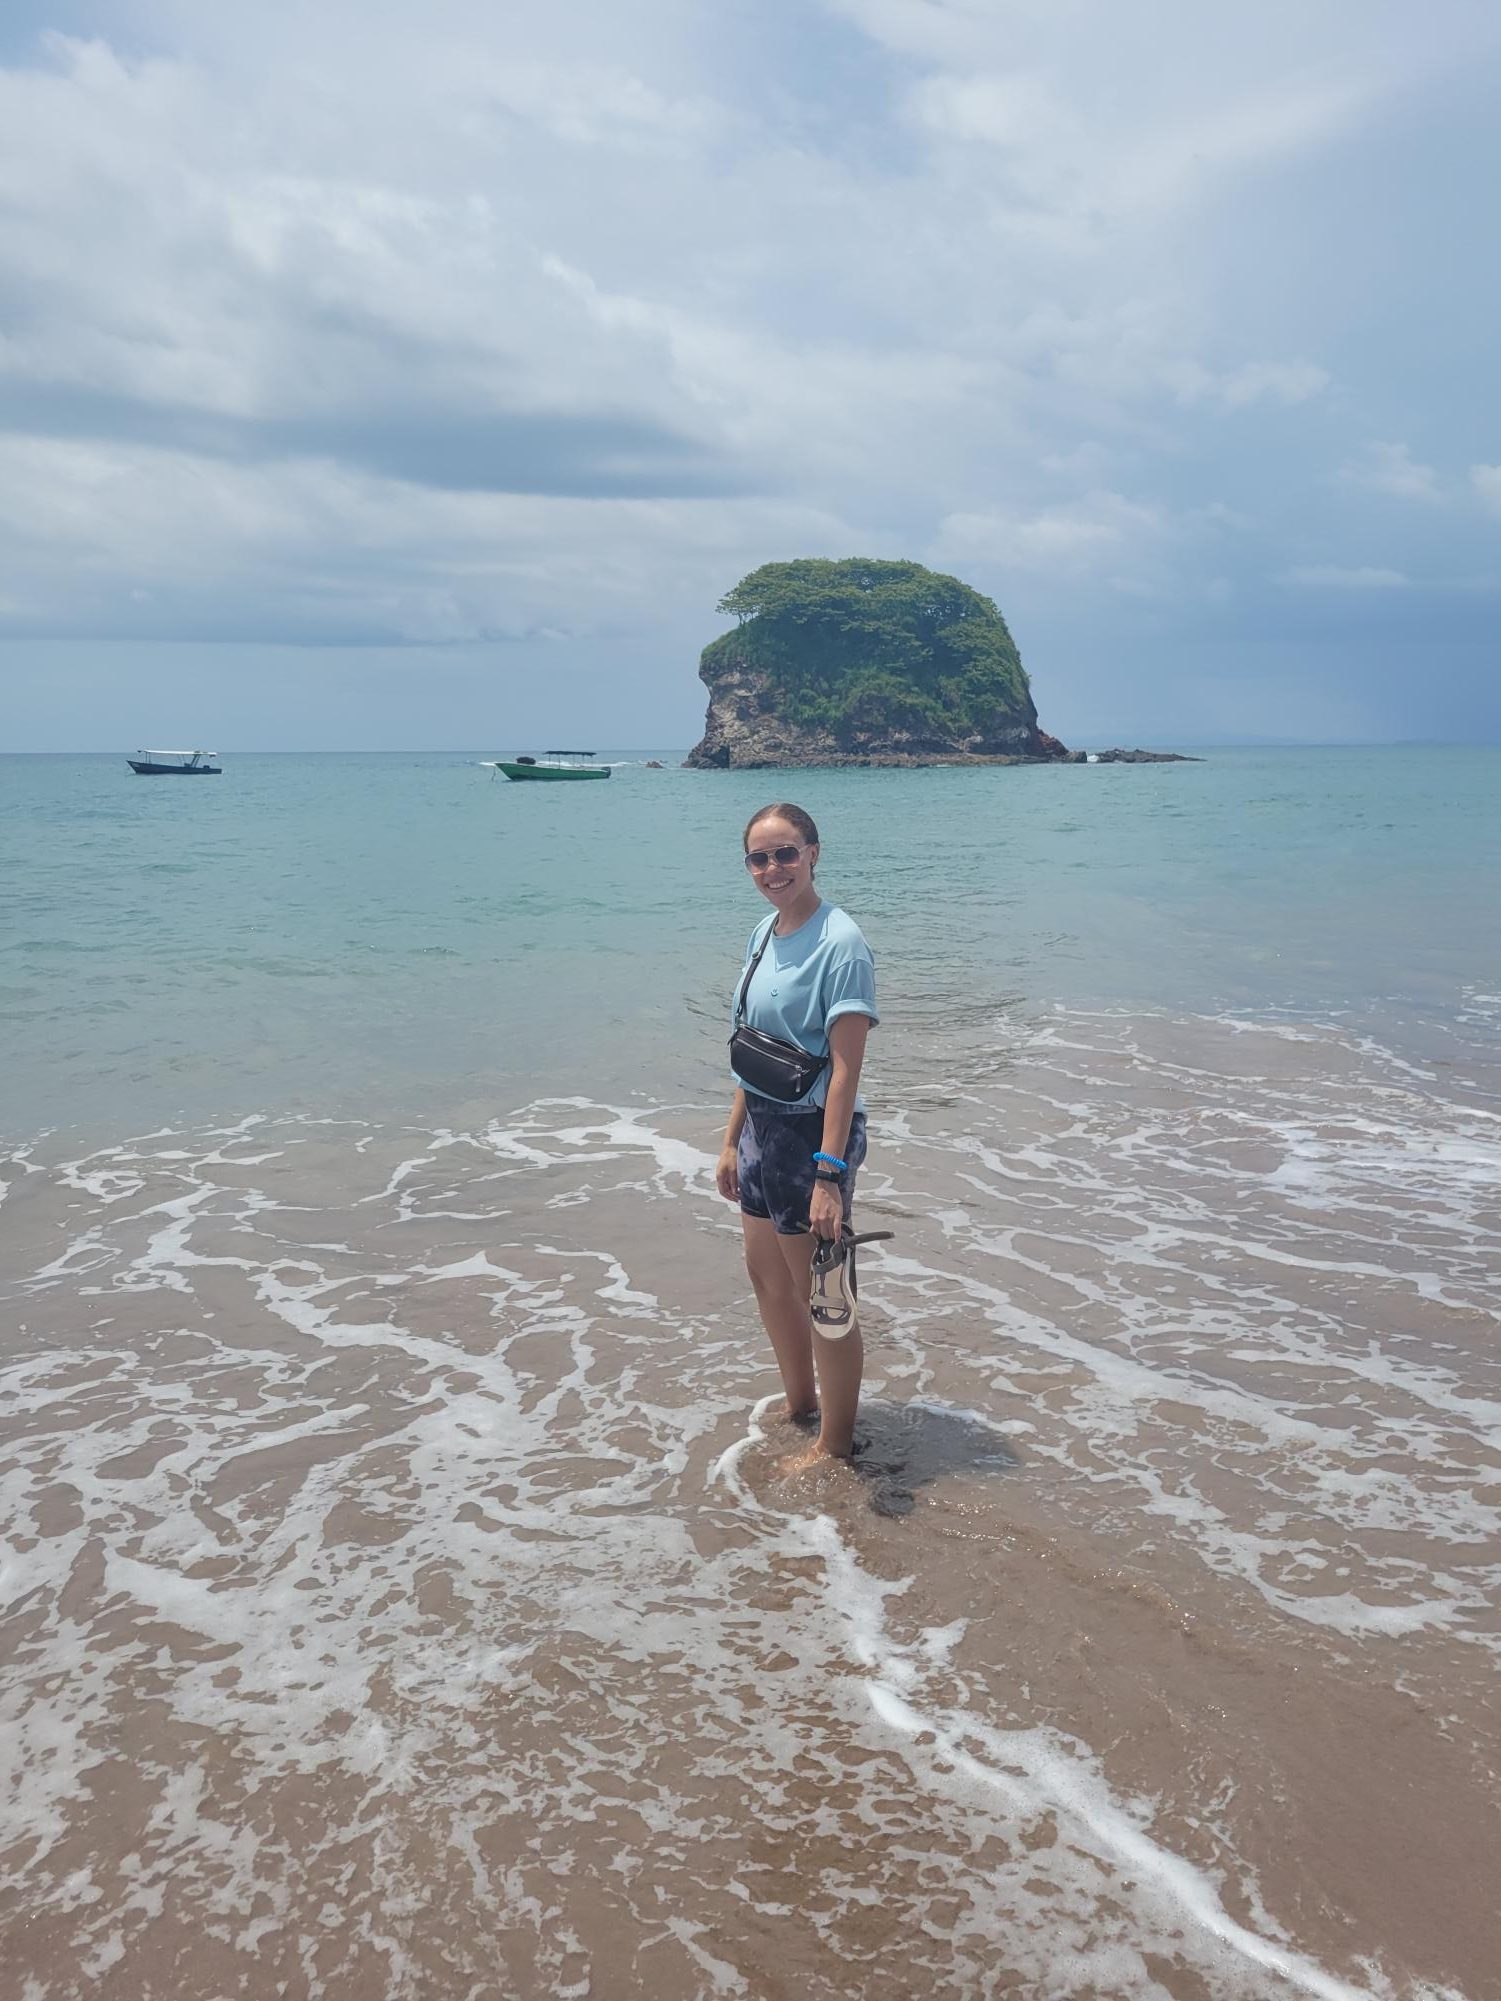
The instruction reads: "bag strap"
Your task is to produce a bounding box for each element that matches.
[733,915,779,1029]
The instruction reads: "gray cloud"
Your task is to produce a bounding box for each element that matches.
[2,1,1500,741]
[0,379,748,499]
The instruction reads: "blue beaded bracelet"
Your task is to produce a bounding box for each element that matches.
[813,1150,848,1173]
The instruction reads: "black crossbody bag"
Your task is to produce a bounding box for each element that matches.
[729,917,828,1104]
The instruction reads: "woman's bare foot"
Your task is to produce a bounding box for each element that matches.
[776,1439,852,1475]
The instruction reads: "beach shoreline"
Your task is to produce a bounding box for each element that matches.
[4,1003,1498,1997]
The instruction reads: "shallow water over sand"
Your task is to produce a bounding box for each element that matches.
[3,1007,1497,1999]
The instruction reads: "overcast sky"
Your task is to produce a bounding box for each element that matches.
[2,0,1499,749]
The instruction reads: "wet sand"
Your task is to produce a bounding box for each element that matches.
[2,1008,1498,1999]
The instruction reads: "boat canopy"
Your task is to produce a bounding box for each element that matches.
[136,749,217,759]
[545,749,596,757]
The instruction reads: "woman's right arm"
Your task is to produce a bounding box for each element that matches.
[717,1090,747,1201]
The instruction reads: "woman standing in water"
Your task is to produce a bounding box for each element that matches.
[715,804,879,1467]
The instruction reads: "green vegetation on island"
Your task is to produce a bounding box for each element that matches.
[686,557,1064,767]
[714,557,1030,740]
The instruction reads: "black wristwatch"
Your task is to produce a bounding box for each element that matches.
[813,1166,844,1184]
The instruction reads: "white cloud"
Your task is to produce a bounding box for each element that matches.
[1168,358,1330,410]
[1470,465,1501,515]
[1223,360,1330,408]
[1343,440,1441,503]
[457,59,716,152]
[1286,565,1410,590]
[1039,441,1118,483]
[897,19,1384,228]
[910,70,1066,153]
[934,491,1169,580]
[1110,78,1374,215]
[0,431,861,642]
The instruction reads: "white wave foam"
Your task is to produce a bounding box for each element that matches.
[3,1042,1494,1998]
[868,1686,1374,2001]
[708,1420,1385,1997]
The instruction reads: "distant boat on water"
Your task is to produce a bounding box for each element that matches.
[127,750,222,775]
[494,750,610,782]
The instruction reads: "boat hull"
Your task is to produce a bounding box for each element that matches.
[497,763,610,781]
[127,761,222,775]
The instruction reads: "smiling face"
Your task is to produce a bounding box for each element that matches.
[744,811,820,915]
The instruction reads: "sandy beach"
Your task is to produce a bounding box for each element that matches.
[4,1006,1497,1998]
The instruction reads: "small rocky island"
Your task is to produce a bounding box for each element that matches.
[684,558,1193,768]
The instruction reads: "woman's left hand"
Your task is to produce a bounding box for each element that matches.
[808,1181,843,1240]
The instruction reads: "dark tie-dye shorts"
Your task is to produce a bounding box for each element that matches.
[737,1100,868,1236]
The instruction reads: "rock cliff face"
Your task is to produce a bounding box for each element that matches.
[683,557,1076,770]
[685,650,1075,767]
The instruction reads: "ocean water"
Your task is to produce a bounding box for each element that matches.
[4,746,1499,1136]
[2,746,1499,1999]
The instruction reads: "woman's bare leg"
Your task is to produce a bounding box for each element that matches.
[775,1231,863,1460]
[741,1215,817,1418]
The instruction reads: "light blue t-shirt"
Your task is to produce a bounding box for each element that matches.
[731,901,878,1111]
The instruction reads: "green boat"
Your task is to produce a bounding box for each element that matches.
[495,751,611,782]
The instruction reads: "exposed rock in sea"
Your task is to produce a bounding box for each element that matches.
[685,651,1079,767]
[681,559,1194,771]
[683,558,1079,770]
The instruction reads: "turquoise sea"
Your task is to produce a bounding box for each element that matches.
[4,745,1499,1137]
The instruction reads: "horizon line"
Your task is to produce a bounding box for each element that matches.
[5,739,1501,756]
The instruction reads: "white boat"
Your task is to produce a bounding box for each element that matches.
[127,750,222,775]
[493,751,610,782]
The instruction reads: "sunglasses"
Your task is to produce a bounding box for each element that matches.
[743,843,807,872]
